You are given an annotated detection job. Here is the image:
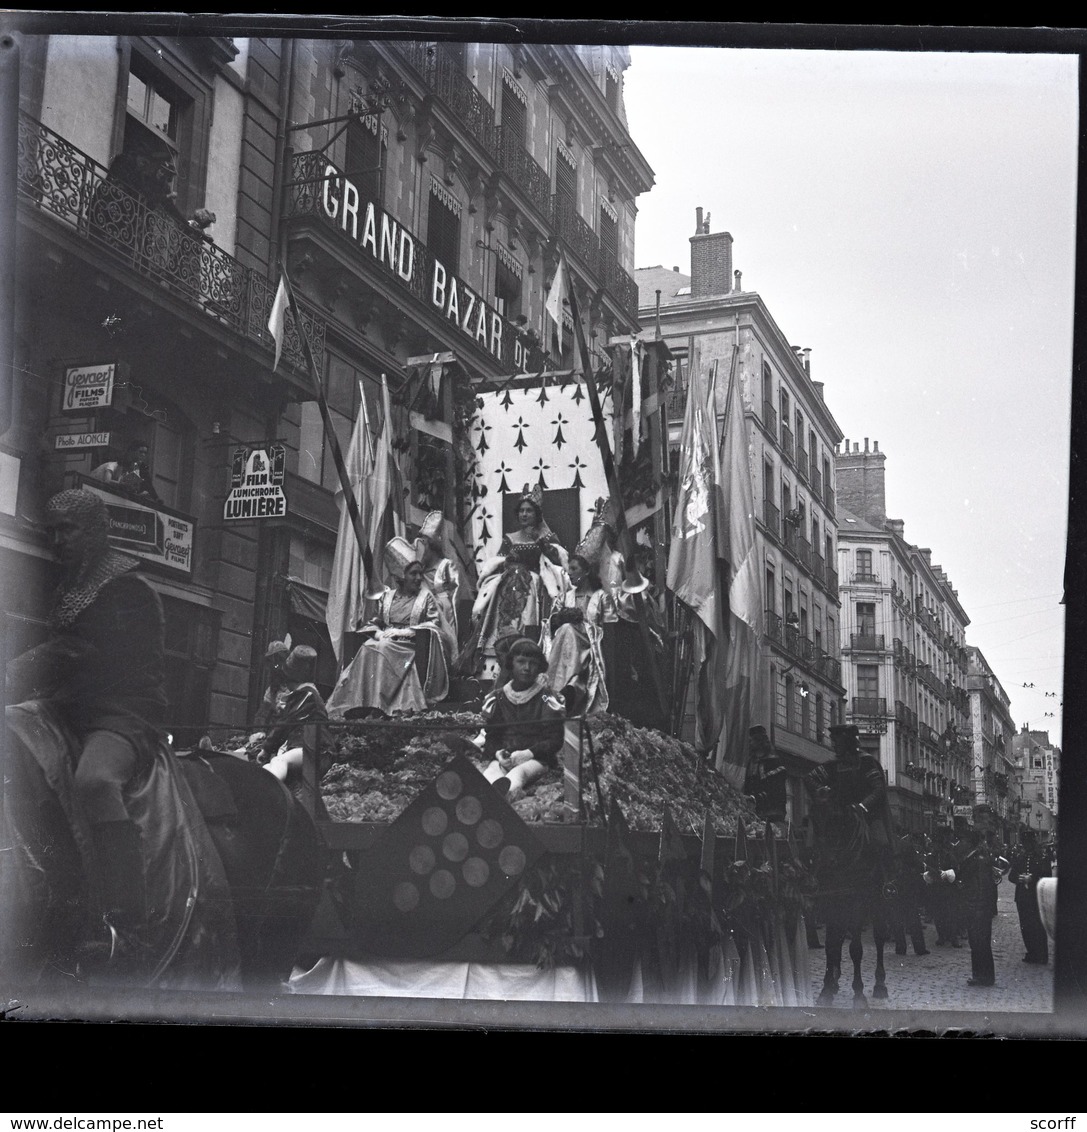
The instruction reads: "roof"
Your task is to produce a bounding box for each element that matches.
[836,505,885,537]
[635,265,692,310]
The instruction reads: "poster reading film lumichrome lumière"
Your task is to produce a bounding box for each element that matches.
[82,481,195,575]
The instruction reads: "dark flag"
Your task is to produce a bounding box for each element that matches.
[349,755,544,958]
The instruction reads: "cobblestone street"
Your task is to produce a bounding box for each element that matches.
[809,882,1054,1014]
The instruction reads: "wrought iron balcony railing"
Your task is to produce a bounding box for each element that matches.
[823,485,836,515]
[552,193,599,274]
[765,610,783,644]
[399,41,496,149]
[826,567,839,600]
[19,112,323,373]
[797,535,812,570]
[762,497,780,540]
[780,422,794,463]
[851,571,880,584]
[493,125,551,219]
[811,466,822,498]
[850,632,885,652]
[762,399,777,435]
[796,444,809,482]
[852,696,887,717]
[812,552,826,587]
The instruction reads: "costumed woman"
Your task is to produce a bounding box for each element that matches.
[326,536,450,719]
[478,638,566,801]
[541,509,616,715]
[5,489,237,982]
[456,483,568,679]
[413,509,462,662]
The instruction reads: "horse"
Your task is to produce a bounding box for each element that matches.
[2,702,328,992]
[805,765,894,1007]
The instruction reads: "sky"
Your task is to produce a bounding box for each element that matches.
[624,45,1077,746]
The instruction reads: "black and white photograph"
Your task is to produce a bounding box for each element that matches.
[0,17,1080,1038]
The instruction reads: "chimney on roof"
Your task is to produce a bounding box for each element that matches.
[734,269,742,291]
[813,380,825,401]
[801,347,811,374]
[672,266,679,272]
[835,437,888,528]
[690,206,733,297]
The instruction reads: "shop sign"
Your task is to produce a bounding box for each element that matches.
[320,166,507,362]
[63,364,115,412]
[953,805,973,817]
[55,431,111,450]
[83,482,194,574]
[224,445,287,521]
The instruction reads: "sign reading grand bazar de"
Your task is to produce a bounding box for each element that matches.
[320,166,531,368]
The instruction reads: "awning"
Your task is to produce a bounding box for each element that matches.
[285,575,328,623]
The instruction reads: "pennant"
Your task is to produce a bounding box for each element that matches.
[544,252,568,355]
[267,275,289,372]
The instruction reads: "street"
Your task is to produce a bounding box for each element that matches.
[809,881,1054,1013]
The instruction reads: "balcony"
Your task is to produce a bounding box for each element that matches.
[552,193,599,274]
[399,42,496,149]
[762,400,777,435]
[811,466,823,498]
[19,112,325,374]
[766,610,783,645]
[780,422,794,464]
[851,571,880,585]
[762,497,780,540]
[817,654,842,684]
[823,486,836,515]
[783,525,798,557]
[850,632,885,652]
[493,126,550,217]
[919,722,939,746]
[895,700,918,731]
[796,444,809,482]
[852,696,887,718]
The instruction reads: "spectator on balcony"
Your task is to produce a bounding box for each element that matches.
[91,442,161,504]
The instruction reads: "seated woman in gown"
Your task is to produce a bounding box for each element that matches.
[455,483,568,679]
[542,509,617,716]
[326,536,450,719]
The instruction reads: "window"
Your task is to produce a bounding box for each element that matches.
[815,695,824,743]
[779,386,790,423]
[763,460,774,502]
[857,601,876,636]
[812,515,820,552]
[161,596,218,747]
[118,50,192,209]
[762,361,773,407]
[599,204,619,263]
[428,184,462,272]
[857,548,873,577]
[345,113,386,207]
[766,565,776,613]
[501,78,527,146]
[605,66,620,113]
[858,664,880,699]
[783,579,795,622]
[494,258,522,321]
[555,145,577,204]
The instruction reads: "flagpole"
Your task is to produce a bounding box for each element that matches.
[566,282,669,722]
[278,266,376,586]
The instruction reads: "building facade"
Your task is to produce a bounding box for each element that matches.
[965,647,1017,840]
[1011,724,1059,837]
[7,33,653,736]
[835,441,973,833]
[636,214,846,823]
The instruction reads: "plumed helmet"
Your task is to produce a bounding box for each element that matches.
[384,535,419,580]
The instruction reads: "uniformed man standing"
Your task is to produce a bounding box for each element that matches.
[1009,829,1052,964]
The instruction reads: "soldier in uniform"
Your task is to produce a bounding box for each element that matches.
[956,826,998,986]
[814,724,895,852]
[890,831,930,956]
[743,725,787,824]
[1009,829,1052,964]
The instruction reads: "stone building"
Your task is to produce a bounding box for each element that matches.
[835,441,973,833]
[636,213,846,824]
[965,647,1017,839]
[6,32,653,735]
[1011,724,1059,837]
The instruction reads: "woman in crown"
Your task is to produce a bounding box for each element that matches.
[542,502,617,715]
[326,536,449,718]
[455,483,568,679]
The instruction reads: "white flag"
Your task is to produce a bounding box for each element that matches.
[267,275,289,371]
[544,252,568,355]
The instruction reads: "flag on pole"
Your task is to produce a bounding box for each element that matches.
[666,356,725,753]
[326,383,376,665]
[365,373,406,593]
[267,275,289,372]
[713,351,769,788]
[544,251,568,355]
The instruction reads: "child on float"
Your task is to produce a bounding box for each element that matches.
[478,637,565,801]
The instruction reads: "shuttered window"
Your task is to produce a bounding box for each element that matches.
[428,189,461,273]
[599,204,618,261]
[555,149,576,203]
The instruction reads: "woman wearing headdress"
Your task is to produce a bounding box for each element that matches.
[326,536,449,718]
[455,483,568,678]
[541,502,617,715]
[413,509,462,661]
[257,645,331,785]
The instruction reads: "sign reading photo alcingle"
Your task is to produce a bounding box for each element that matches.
[224,444,288,521]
